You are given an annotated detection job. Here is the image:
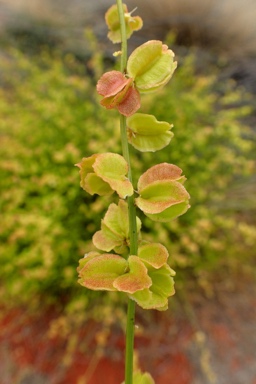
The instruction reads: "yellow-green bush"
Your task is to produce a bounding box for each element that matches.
[132,57,256,280]
[0,48,255,308]
[0,49,119,305]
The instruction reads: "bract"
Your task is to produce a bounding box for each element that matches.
[127,113,173,152]
[121,370,155,384]
[135,163,190,222]
[137,162,186,190]
[97,70,140,117]
[133,371,155,384]
[77,253,153,295]
[77,253,128,291]
[129,264,175,310]
[93,200,141,254]
[77,251,100,271]
[105,4,143,43]
[97,70,131,98]
[113,255,152,294]
[76,154,112,196]
[127,40,177,93]
[138,243,169,268]
[76,153,133,198]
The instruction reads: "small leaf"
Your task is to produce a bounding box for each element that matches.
[75,154,96,174]
[136,180,189,214]
[93,200,141,254]
[129,264,175,310]
[113,256,152,293]
[93,153,133,198]
[102,200,129,238]
[97,70,140,117]
[127,40,177,93]
[83,173,114,196]
[137,163,185,191]
[76,154,113,196]
[121,371,155,384]
[133,371,155,384]
[117,86,141,117]
[97,70,130,98]
[105,4,143,44]
[145,201,190,222]
[93,222,124,253]
[77,251,101,273]
[127,113,173,152]
[77,253,128,291]
[76,153,133,198]
[135,163,190,222]
[99,77,133,110]
[138,243,169,268]
[130,288,168,310]
[113,243,128,255]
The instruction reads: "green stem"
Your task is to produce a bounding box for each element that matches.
[125,298,136,383]
[116,1,137,383]
[116,0,127,73]
[120,114,138,256]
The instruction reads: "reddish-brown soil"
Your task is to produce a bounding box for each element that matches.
[0,279,255,384]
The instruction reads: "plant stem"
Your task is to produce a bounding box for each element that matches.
[125,298,136,383]
[116,0,127,74]
[120,114,138,256]
[116,1,137,383]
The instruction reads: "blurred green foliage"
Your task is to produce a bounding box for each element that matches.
[133,57,256,279]
[0,44,255,309]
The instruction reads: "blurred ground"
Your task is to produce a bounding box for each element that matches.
[1,0,256,56]
[0,275,255,384]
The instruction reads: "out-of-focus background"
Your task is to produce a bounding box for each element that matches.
[0,1,255,383]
